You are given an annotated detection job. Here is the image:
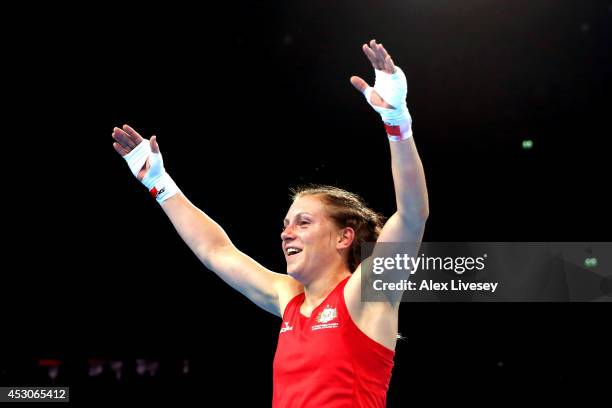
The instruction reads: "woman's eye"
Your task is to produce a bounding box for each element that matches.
[299,221,309,226]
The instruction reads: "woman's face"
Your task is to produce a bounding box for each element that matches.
[281,195,343,282]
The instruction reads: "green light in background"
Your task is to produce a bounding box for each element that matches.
[522,140,533,150]
[584,257,598,268]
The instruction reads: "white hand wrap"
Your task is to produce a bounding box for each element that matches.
[363,66,413,141]
[123,140,151,178]
[122,140,180,203]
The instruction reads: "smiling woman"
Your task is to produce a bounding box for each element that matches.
[287,185,385,272]
[112,39,428,408]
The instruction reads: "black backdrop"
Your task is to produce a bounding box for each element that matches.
[3,0,611,405]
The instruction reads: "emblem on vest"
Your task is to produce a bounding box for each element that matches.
[280,321,293,333]
[312,305,339,331]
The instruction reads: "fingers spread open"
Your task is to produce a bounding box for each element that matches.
[112,128,136,150]
[370,39,384,69]
[122,124,144,145]
[350,76,369,93]
[113,142,129,156]
[363,43,376,65]
[370,40,383,70]
[149,135,160,153]
[378,43,388,59]
[383,55,396,74]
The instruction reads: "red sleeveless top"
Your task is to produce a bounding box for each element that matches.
[273,276,395,407]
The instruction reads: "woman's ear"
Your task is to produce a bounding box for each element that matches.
[337,227,355,250]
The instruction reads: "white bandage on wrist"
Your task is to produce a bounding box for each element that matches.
[122,140,180,203]
[363,66,413,141]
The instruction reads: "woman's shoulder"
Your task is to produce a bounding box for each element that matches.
[277,277,304,317]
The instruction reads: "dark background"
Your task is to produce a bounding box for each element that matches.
[3,0,611,405]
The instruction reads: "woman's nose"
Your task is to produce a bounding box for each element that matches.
[281,224,296,241]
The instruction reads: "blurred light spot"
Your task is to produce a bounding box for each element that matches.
[136,359,147,376]
[48,366,59,381]
[136,359,160,376]
[110,360,124,381]
[88,360,104,377]
[522,140,533,150]
[146,360,160,376]
[282,34,293,46]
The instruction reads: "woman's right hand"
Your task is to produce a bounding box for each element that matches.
[112,124,179,203]
[112,124,159,181]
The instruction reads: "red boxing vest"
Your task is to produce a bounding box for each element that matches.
[273,276,395,407]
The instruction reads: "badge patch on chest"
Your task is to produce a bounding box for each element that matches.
[316,305,337,323]
[312,305,339,331]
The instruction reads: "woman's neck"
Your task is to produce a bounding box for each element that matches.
[301,268,351,315]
